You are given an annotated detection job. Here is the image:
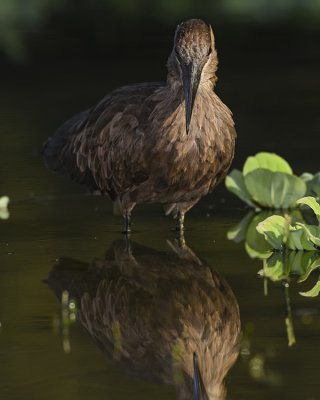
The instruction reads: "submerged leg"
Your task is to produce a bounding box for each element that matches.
[124,233,132,254]
[123,211,132,234]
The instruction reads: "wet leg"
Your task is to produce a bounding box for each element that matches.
[123,211,131,234]
[176,211,185,233]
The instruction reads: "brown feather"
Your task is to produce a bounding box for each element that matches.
[43,19,236,222]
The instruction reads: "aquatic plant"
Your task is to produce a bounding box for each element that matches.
[301,172,320,198]
[227,209,303,259]
[227,198,320,347]
[225,152,307,210]
[0,196,9,220]
[257,197,320,251]
[227,202,320,296]
[256,197,320,298]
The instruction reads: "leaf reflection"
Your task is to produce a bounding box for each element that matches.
[228,210,320,346]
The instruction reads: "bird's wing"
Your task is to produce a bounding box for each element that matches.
[43,109,99,190]
[43,82,164,195]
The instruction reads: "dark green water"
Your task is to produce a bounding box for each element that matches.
[1,35,320,399]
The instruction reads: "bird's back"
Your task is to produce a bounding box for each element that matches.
[43,82,164,195]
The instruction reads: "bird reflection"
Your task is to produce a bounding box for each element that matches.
[48,239,241,400]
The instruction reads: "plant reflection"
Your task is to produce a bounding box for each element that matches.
[228,210,320,346]
[228,210,320,295]
[48,239,241,400]
[0,196,10,220]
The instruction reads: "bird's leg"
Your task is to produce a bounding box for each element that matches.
[124,233,132,255]
[176,211,185,232]
[123,233,139,265]
[175,211,186,248]
[123,211,132,235]
[167,237,201,265]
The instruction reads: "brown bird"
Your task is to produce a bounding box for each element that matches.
[48,239,241,400]
[43,19,236,233]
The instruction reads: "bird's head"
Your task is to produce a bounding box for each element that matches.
[169,19,217,134]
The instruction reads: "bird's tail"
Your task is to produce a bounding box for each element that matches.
[42,110,99,192]
[42,111,86,175]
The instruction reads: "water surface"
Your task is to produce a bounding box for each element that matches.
[1,34,320,399]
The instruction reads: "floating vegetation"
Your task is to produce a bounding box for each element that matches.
[228,197,320,298]
[0,196,10,220]
[257,197,320,251]
[225,152,309,210]
[227,209,304,259]
[256,197,320,299]
[301,172,320,198]
[228,197,320,346]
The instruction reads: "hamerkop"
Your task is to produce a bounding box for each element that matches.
[43,19,236,233]
[48,239,241,399]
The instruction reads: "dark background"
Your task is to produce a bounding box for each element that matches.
[1,0,320,200]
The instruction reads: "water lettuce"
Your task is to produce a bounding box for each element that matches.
[226,152,307,209]
[300,172,320,198]
[257,197,320,251]
[227,209,304,258]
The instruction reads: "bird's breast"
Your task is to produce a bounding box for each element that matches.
[146,94,233,184]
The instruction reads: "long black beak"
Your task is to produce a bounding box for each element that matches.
[193,353,209,400]
[182,62,202,134]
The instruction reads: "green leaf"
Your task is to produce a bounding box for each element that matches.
[0,196,9,209]
[310,172,320,197]
[301,172,320,198]
[259,251,320,283]
[297,254,320,283]
[256,215,286,250]
[243,152,293,177]
[256,218,315,251]
[244,170,306,209]
[225,169,257,208]
[244,169,274,207]
[246,212,274,254]
[287,226,316,251]
[299,278,320,297]
[0,196,9,220]
[227,211,254,243]
[297,196,320,223]
[258,256,286,281]
[296,223,320,248]
[245,242,272,259]
[300,172,314,182]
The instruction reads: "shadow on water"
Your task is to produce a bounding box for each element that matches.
[47,239,241,400]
